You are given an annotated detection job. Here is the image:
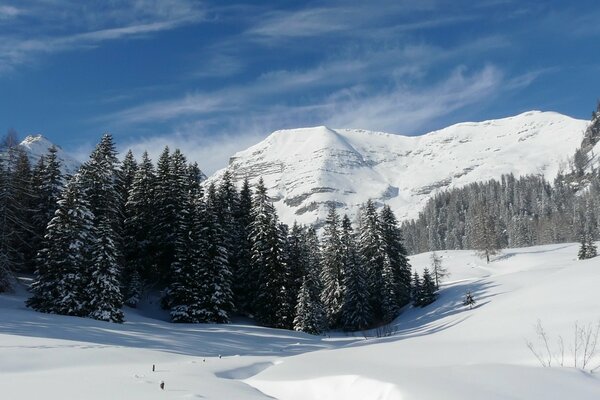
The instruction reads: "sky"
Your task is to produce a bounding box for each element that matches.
[1,0,599,174]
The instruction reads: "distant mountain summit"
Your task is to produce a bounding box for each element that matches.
[207,111,589,225]
[17,134,80,174]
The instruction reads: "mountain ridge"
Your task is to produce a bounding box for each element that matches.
[207,110,589,225]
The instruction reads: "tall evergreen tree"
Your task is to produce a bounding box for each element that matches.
[379,205,412,318]
[233,177,254,314]
[27,175,94,315]
[123,152,156,290]
[340,215,371,331]
[358,200,385,321]
[294,274,327,335]
[320,205,344,328]
[419,268,438,307]
[249,178,286,327]
[196,183,233,323]
[87,217,124,322]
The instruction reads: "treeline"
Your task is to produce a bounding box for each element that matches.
[401,105,600,259]
[0,134,416,332]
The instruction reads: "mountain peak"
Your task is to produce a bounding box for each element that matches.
[17,134,80,174]
[208,111,589,226]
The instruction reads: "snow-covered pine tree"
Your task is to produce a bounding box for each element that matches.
[293,274,327,335]
[6,149,34,273]
[27,174,94,315]
[232,177,254,315]
[358,199,385,321]
[29,146,63,273]
[216,171,239,307]
[123,151,156,291]
[340,214,371,331]
[277,222,295,329]
[167,174,202,322]
[286,222,308,316]
[411,271,422,307]
[419,268,437,307]
[196,183,233,323]
[249,178,286,327]
[152,146,177,283]
[80,134,122,229]
[379,205,412,316]
[320,205,344,328]
[0,159,13,291]
[86,217,124,322]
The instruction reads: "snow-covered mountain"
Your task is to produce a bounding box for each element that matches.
[17,134,80,174]
[208,111,589,225]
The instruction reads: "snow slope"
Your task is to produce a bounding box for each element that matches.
[17,134,80,174]
[207,111,588,225]
[247,243,600,400]
[2,242,600,399]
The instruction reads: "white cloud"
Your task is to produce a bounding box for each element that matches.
[0,0,205,74]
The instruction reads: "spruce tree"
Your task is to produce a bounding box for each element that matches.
[294,275,327,335]
[196,183,233,323]
[340,215,371,331]
[153,146,177,283]
[249,178,286,327]
[420,268,437,307]
[233,177,254,315]
[87,217,124,322]
[358,199,385,321]
[320,205,344,328]
[379,205,412,318]
[411,271,422,307]
[123,152,156,289]
[167,177,202,322]
[27,174,94,315]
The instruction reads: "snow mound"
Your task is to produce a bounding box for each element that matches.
[246,374,403,400]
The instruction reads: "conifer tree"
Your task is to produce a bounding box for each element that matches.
[419,268,437,307]
[123,152,156,288]
[233,177,254,314]
[379,204,412,315]
[87,217,124,322]
[294,274,327,335]
[340,215,371,331]
[320,205,344,328]
[249,178,286,327]
[30,146,63,266]
[358,199,385,320]
[430,251,448,289]
[284,222,308,324]
[167,177,202,322]
[153,146,177,282]
[411,271,422,307]
[27,174,94,315]
[196,183,233,323]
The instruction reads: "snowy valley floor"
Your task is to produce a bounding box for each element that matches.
[2,242,600,399]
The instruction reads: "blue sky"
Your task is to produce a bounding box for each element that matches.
[1,0,599,173]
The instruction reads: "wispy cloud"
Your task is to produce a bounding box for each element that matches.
[0,0,205,74]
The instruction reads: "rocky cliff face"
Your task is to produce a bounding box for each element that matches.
[207,111,589,226]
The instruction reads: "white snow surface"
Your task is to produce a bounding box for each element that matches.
[207,111,588,225]
[2,242,600,399]
[18,134,80,174]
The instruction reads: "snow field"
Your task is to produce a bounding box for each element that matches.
[2,242,600,399]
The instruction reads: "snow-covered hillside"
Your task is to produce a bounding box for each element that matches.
[17,134,80,174]
[2,242,600,399]
[208,111,588,225]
